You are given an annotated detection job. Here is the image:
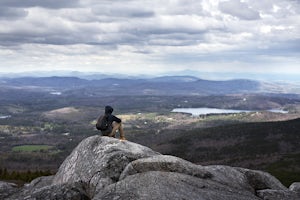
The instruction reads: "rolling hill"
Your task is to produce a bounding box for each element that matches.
[148,118,300,186]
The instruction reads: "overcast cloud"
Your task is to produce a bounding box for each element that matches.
[0,0,299,79]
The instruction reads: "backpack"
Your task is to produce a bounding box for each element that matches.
[96,114,109,131]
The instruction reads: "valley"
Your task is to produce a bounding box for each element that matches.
[0,76,300,186]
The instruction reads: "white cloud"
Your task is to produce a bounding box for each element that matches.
[0,0,299,78]
[219,0,261,20]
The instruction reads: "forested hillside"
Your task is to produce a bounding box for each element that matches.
[153,118,300,186]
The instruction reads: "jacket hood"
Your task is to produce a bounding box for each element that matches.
[105,106,114,114]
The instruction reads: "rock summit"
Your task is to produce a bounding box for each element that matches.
[1,136,300,200]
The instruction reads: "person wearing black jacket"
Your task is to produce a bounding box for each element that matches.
[99,105,126,140]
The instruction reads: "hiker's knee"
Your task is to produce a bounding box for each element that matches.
[113,121,123,127]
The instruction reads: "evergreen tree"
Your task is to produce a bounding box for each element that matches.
[3,168,8,179]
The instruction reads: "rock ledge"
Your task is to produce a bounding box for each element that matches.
[2,136,299,200]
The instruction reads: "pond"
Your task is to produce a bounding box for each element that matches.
[171,107,288,116]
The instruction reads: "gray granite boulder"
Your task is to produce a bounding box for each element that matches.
[235,167,287,191]
[95,171,260,200]
[52,135,160,197]
[290,182,300,194]
[0,181,18,199]
[119,155,212,180]
[203,165,254,192]
[256,189,300,200]
[9,181,89,200]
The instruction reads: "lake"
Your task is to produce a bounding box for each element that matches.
[171,108,288,116]
[0,115,11,119]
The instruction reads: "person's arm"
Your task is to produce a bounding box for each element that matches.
[112,115,121,123]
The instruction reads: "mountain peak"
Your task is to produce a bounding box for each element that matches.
[2,136,299,200]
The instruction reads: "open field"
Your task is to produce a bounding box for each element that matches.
[12,145,54,152]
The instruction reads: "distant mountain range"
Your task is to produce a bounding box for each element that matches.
[1,70,300,83]
[0,75,300,96]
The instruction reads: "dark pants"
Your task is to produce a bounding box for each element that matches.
[101,126,113,136]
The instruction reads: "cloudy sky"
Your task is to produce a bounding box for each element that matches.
[0,0,299,80]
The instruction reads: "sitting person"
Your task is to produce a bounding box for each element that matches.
[96,105,126,140]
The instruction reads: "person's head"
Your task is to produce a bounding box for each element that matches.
[105,105,114,114]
